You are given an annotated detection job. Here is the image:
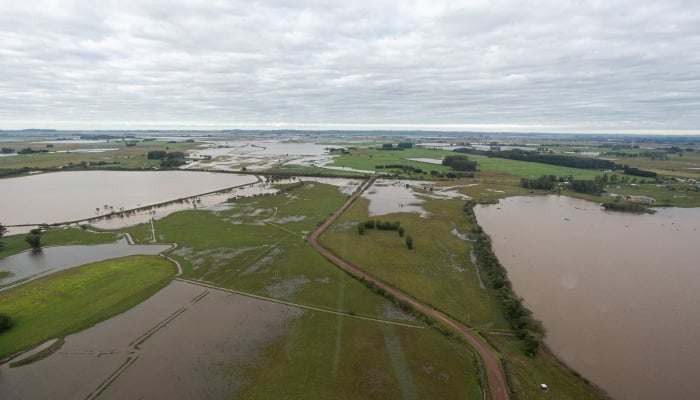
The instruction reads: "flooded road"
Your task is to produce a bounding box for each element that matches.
[0,280,302,399]
[475,196,700,400]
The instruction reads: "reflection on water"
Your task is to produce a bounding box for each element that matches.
[475,195,700,400]
[0,171,258,233]
[0,238,170,289]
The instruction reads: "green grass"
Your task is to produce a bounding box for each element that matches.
[239,311,485,400]
[0,140,199,170]
[0,228,120,259]
[328,147,454,176]
[319,186,510,329]
[488,334,611,400]
[0,255,176,359]
[122,182,405,319]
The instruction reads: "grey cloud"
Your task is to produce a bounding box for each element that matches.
[0,0,699,132]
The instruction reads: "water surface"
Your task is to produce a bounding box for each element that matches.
[0,238,170,289]
[475,196,700,400]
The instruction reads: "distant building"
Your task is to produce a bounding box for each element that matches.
[624,195,656,204]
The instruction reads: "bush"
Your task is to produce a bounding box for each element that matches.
[0,313,12,333]
[25,233,41,249]
[405,235,413,250]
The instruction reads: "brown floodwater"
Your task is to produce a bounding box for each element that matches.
[0,171,257,233]
[0,280,302,399]
[475,196,700,400]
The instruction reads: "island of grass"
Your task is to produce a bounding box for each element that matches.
[0,255,176,361]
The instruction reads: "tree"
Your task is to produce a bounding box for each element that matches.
[0,313,12,333]
[405,235,413,250]
[398,227,405,237]
[25,233,41,249]
[0,223,6,248]
[357,224,365,235]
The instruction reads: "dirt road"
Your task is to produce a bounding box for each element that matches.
[309,177,510,400]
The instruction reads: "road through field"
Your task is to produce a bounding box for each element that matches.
[309,177,510,400]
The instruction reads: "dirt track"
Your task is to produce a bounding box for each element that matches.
[309,177,510,400]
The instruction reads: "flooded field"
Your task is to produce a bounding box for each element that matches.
[362,179,470,217]
[0,171,257,233]
[0,280,302,399]
[0,238,170,289]
[475,196,700,400]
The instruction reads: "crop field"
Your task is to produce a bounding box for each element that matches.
[0,255,176,359]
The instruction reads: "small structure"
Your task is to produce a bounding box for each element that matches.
[624,195,656,204]
[540,383,549,391]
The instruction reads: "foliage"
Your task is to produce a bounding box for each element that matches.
[0,313,12,333]
[602,201,655,214]
[520,175,558,190]
[442,154,477,171]
[25,233,41,249]
[570,180,605,194]
[405,235,413,250]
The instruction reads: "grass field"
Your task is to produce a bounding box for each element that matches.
[0,140,199,170]
[487,333,610,400]
[0,255,176,359]
[116,181,502,398]
[239,311,485,399]
[123,182,406,319]
[0,228,120,259]
[318,179,608,399]
[320,193,510,329]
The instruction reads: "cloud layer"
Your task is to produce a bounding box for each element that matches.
[1,0,699,132]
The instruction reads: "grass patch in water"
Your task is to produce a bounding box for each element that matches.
[0,255,175,359]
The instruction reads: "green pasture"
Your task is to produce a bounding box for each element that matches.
[0,140,199,171]
[239,311,485,400]
[0,228,120,259]
[0,255,176,359]
[123,182,407,319]
[319,189,509,329]
[487,333,611,400]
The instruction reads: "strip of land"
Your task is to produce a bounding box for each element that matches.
[309,177,510,400]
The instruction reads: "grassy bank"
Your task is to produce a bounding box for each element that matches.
[0,255,176,359]
[0,228,120,259]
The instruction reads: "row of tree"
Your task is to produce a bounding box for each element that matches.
[442,154,477,171]
[454,148,657,177]
[463,204,541,357]
[357,220,413,249]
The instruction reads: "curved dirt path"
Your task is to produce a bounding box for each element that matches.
[309,177,510,400]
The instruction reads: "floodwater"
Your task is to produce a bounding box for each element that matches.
[0,280,302,399]
[475,196,700,400]
[0,171,257,232]
[0,238,170,289]
[362,180,470,217]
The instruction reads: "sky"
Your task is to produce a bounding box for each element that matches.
[1,0,699,133]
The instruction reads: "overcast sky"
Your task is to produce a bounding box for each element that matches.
[1,0,699,133]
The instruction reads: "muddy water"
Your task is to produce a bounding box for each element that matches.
[0,280,302,399]
[475,196,700,400]
[0,238,170,289]
[0,171,257,231]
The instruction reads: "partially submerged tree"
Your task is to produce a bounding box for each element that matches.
[0,223,6,248]
[25,233,41,250]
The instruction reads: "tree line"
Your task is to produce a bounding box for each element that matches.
[357,220,413,249]
[454,148,657,177]
[463,203,542,357]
